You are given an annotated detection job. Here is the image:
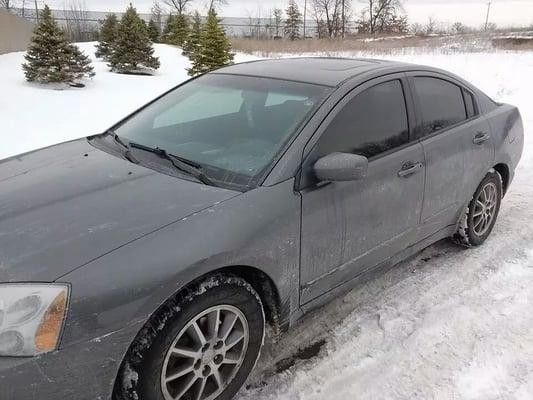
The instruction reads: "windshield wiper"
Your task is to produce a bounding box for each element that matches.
[129,142,217,187]
[105,130,139,164]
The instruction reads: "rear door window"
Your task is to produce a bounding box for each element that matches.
[414,77,467,136]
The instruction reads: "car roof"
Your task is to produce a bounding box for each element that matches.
[212,57,412,87]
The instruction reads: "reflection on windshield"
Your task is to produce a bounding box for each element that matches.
[114,74,331,188]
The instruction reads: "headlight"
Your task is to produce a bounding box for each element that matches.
[0,284,69,356]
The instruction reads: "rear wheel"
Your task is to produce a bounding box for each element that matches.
[115,275,265,400]
[454,171,503,247]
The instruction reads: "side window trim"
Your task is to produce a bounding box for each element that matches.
[408,73,478,141]
[462,88,480,119]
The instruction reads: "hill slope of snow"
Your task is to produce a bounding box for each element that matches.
[1,44,532,400]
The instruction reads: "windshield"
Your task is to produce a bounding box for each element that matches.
[113,74,331,189]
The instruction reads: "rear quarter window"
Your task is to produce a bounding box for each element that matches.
[463,89,477,118]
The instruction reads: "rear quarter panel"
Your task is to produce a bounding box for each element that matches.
[484,103,524,186]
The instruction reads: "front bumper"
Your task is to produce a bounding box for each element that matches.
[0,324,138,400]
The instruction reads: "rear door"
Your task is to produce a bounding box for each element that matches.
[461,89,495,198]
[409,74,493,239]
[299,75,425,303]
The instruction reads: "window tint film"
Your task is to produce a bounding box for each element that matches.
[414,77,467,136]
[317,80,409,159]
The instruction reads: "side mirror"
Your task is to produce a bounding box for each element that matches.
[314,152,368,182]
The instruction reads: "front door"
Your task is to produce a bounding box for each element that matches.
[299,77,425,304]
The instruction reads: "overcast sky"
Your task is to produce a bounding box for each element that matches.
[42,0,533,27]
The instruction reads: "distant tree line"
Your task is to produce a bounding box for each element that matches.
[240,0,501,40]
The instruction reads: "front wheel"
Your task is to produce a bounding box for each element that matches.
[454,171,503,247]
[115,275,265,400]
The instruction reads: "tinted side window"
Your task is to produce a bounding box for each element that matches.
[414,77,467,136]
[317,80,409,159]
[463,89,477,118]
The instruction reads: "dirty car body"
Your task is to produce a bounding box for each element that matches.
[0,58,524,399]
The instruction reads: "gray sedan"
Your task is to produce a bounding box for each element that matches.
[0,58,523,400]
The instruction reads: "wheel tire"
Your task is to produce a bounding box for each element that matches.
[114,275,265,400]
[453,171,503,247]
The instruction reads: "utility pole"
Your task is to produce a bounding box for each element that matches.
[342,0,345,39]
[34,0,39,23]
[484,1,492,31]
[303,0,307,39]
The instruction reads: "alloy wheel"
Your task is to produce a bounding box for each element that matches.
[472,182,498,236]
[160,305,249,400]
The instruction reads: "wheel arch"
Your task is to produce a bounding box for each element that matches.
[206,265,283,330]
[492,163,510,195]
[112,264,283,399]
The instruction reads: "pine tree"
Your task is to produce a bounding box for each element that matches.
[148,18,161,42]
[95,13,118,61]
[66,45,96,86]
[182,11,202,57]
[22,5,95,86]
[108,4,160,73]
[188,9,233,76]
[162,14,175,43]
[284,0,302,40]
[165,12,189,47]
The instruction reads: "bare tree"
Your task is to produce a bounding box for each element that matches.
[151,0,164,30]
[0,0,16,10]
[164,0,193,14]
[207,0,227,11]
[64,0,90,41]
[272,8,283,38]
[312,0,349,38]
[245,8,262,38]
[424,15,437,35]
[358,0,404,34]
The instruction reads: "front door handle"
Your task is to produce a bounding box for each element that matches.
[473,132,491,145]
[398,162,424,178]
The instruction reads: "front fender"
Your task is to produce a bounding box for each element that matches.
[58,179,300,352]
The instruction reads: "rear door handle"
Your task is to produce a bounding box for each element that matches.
[473,132,491,145]
[398,162,424,178]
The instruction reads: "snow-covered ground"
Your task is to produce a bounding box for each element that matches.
[1,44,532,399]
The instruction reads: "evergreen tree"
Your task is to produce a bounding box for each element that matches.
[22,5,95,86]
[162,13,175,43]
[66,45,96,86]
[148,18,161,42]
[188,9,233,76]
[165,12,189,47]
[182,11,202,56]
[108,4,160,73]
[95,13,119,61]
[284,0,302,40]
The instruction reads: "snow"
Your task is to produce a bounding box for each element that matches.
[1,44,532,399]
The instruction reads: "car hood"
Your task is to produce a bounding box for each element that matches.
[0,139,238,282]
